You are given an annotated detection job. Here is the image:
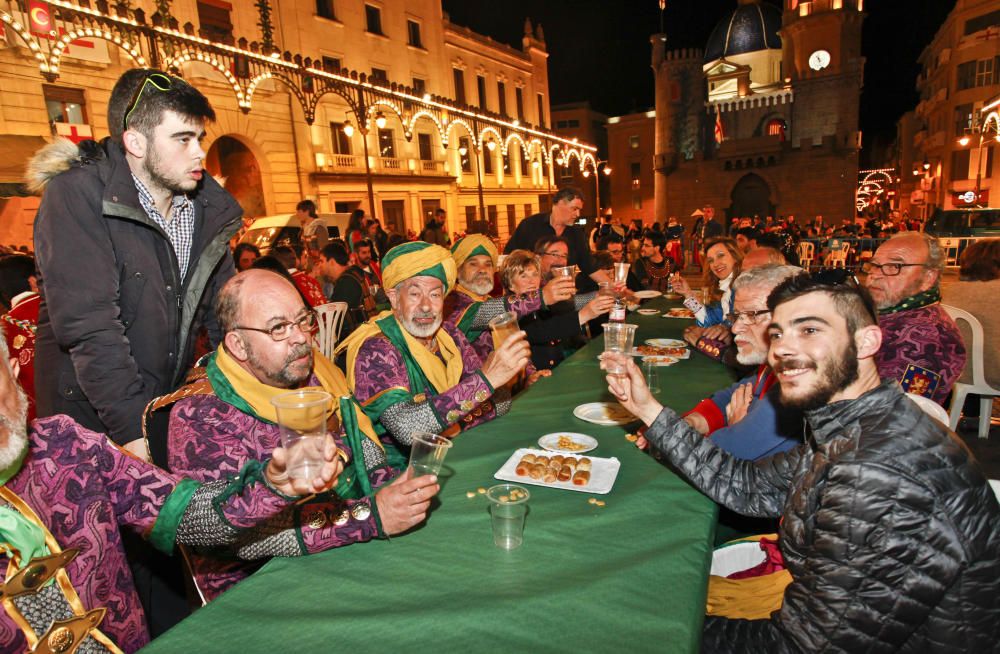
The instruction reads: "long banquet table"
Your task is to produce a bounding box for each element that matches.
[143,297,733,653]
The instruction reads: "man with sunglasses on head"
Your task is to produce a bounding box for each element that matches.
[29,69,242,462]
[862,232,965,405]
[165,269,439,601]
[603,273,1000,652]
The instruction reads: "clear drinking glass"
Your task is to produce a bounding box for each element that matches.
[486,484,530,550]
[271,390,334,480]
[487,311,519,349]
[408,432,453,477]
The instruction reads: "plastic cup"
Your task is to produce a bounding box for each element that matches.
[643,358,661,394]
[551,265,577,278]
[408,432,453,477]
[603,322,638,373]
[597,281,615,298]
[271,390,333,480]
[613,262,630,284]
[488,311,519,349]
[486,484,530,550]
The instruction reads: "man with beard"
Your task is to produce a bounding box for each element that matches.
[166,269,439,600]
[671,265,802,460]
[602,274,1000,651]
[28,69,240,461]
[633,231,675,293]
[0,326,347,652]
[862,231,965,405]
[339,242,530,458]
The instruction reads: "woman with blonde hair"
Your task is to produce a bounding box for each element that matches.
[671,236,743,327]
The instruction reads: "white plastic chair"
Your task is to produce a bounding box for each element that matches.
[797,241,815,270]
[942,304,1000,440]
[314,302,348,359]
[905,392,950,425]
[825,242,851,269]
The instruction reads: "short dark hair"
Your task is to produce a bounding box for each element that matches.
[355,238,373,252]
[592,250,614,271]
[0,254,36,308]
[109,69,215,142]
[736,226,762,243]
[767,272,878,337]
[643,231,667,251]
[597,234,625,251]
[321,240,350,266]
[552,187,583,205]
[958,237,1000,281]
[232,243,260,268]
[271,245,297,270]
[435,208,446,216]
[534,235,570,256]
[296,199,317,218]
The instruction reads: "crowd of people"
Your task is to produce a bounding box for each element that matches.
[1,68,999,651]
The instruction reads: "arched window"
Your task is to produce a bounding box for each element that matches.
[766,118,787,141]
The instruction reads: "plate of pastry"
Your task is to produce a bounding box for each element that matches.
[537,432,598,454]
[495,448,621,494]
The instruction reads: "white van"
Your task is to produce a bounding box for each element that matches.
[239,213,352,255]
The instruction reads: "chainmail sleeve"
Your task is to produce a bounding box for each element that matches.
[493,386,512,417]
[9,584,113,654]
[379,400,444,443]
[574,290,596,311]
[469,297,510,330]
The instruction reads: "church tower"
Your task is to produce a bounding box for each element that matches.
[780,0,865,149]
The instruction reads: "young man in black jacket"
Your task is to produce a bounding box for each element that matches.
[29,69,242,462]
[603,274,1000,652]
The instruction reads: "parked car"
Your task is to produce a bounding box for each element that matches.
[924,208,1000,238]
[239,213,352,255]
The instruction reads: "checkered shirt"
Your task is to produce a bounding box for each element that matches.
[131,173,196,279]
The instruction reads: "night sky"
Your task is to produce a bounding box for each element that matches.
[441,0,958,166]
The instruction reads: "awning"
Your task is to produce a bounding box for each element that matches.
[0,135,49,197]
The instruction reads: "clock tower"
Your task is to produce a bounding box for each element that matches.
[780,0,865,148]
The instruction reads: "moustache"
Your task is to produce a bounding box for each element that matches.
[285,343,313,364]
[413,311,437,320]
[772,358,816,373]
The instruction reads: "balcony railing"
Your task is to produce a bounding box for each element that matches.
[378,157,404,172]
[318,154,451,176]
[419,159,445,173]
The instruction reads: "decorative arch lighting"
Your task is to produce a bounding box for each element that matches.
[458,145,468,156]
[375,111,387,129]
[485,138,496,152]
[343,119,355,137]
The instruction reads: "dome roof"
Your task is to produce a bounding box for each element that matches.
[704,0,782,64]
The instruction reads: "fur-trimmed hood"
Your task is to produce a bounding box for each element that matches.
[24,137,106,194]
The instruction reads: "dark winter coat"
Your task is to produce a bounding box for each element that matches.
[29,138,242,444]
[645,381,1000,652]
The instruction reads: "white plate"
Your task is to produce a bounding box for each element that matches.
[642,355,679,366]
[633,290,662,300]
[538,432,598,454]
[495,448,621,495]
[645,338,686,347]
[637,308,659,315]
[573,402,636,426]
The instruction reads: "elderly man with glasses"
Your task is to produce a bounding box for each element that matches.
[164,269,439,601]
[861,232,966,405]
[637,265,803,461]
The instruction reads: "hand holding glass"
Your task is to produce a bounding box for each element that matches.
[408,432,453,477]
[271,390,335,480]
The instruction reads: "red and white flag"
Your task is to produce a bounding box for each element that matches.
[55,122,93,144]
[714,110,725,144]
[28,0,52,35]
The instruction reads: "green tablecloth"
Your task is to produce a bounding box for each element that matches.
[143,298,730,653]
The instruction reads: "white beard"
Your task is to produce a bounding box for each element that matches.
[401,314,443,339]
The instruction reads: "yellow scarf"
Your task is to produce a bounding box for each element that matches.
[213,345,382,450]
[338,311,464,395]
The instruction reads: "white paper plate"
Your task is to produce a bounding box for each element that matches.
[645,338,686,347]
[573,402,636,426]
[537,432,598,454]
[494,448,621,494]
[637,308,659,315]
[633,290,662,299]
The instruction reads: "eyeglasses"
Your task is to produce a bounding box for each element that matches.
[123,73,173,132]
[726,309,771,325]
[543,250,568,260]
[235,310,318,341]
[860,261,926,277]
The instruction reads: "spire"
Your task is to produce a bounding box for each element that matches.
[523,17,533,37]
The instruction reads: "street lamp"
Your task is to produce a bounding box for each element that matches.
[582,159,612,218]
[343,112,377,222]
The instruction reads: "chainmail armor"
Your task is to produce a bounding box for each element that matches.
[380,401,443,443]
[470,297,509,330]
[176,481,304,557]
[360,438,388,471]
[10,582,111,654]
[494,387,512,417]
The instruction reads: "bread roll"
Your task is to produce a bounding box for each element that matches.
[515,458,531,476]
[558,465,573,482]
[529,463,545,480]
[572,470,590,486]
[544,469,558,483]
[522,453,537,464]
[577,458,592,472]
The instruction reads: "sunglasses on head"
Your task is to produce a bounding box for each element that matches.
[123,73,173,133]
[805,267,878,324]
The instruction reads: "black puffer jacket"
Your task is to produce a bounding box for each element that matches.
[30,138,241,445]
[645,382,1000,652]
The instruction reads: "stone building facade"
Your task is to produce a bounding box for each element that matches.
[0,0,595,247]
[644,0,865,232]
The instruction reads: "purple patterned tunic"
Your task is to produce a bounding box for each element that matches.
[1,416,294,653]
[876,304,967,406]
[168,389,397,601]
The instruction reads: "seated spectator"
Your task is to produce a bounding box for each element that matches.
[499,250,614,371]
[598,236,642,291]
[672,237,743,327]
[633,231,676,293]
[338,242,530,453]
[0,254,39,421]
[603,274,1000,651]
[167,269,438,600]
[272,245,327,308]
[0,329,345,652]
[734,226,762,254]
[862,232,966,405]
[325,241,380,337]
[232,242,260,272]
[943,238,1000,391]
[354,238,384,291]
